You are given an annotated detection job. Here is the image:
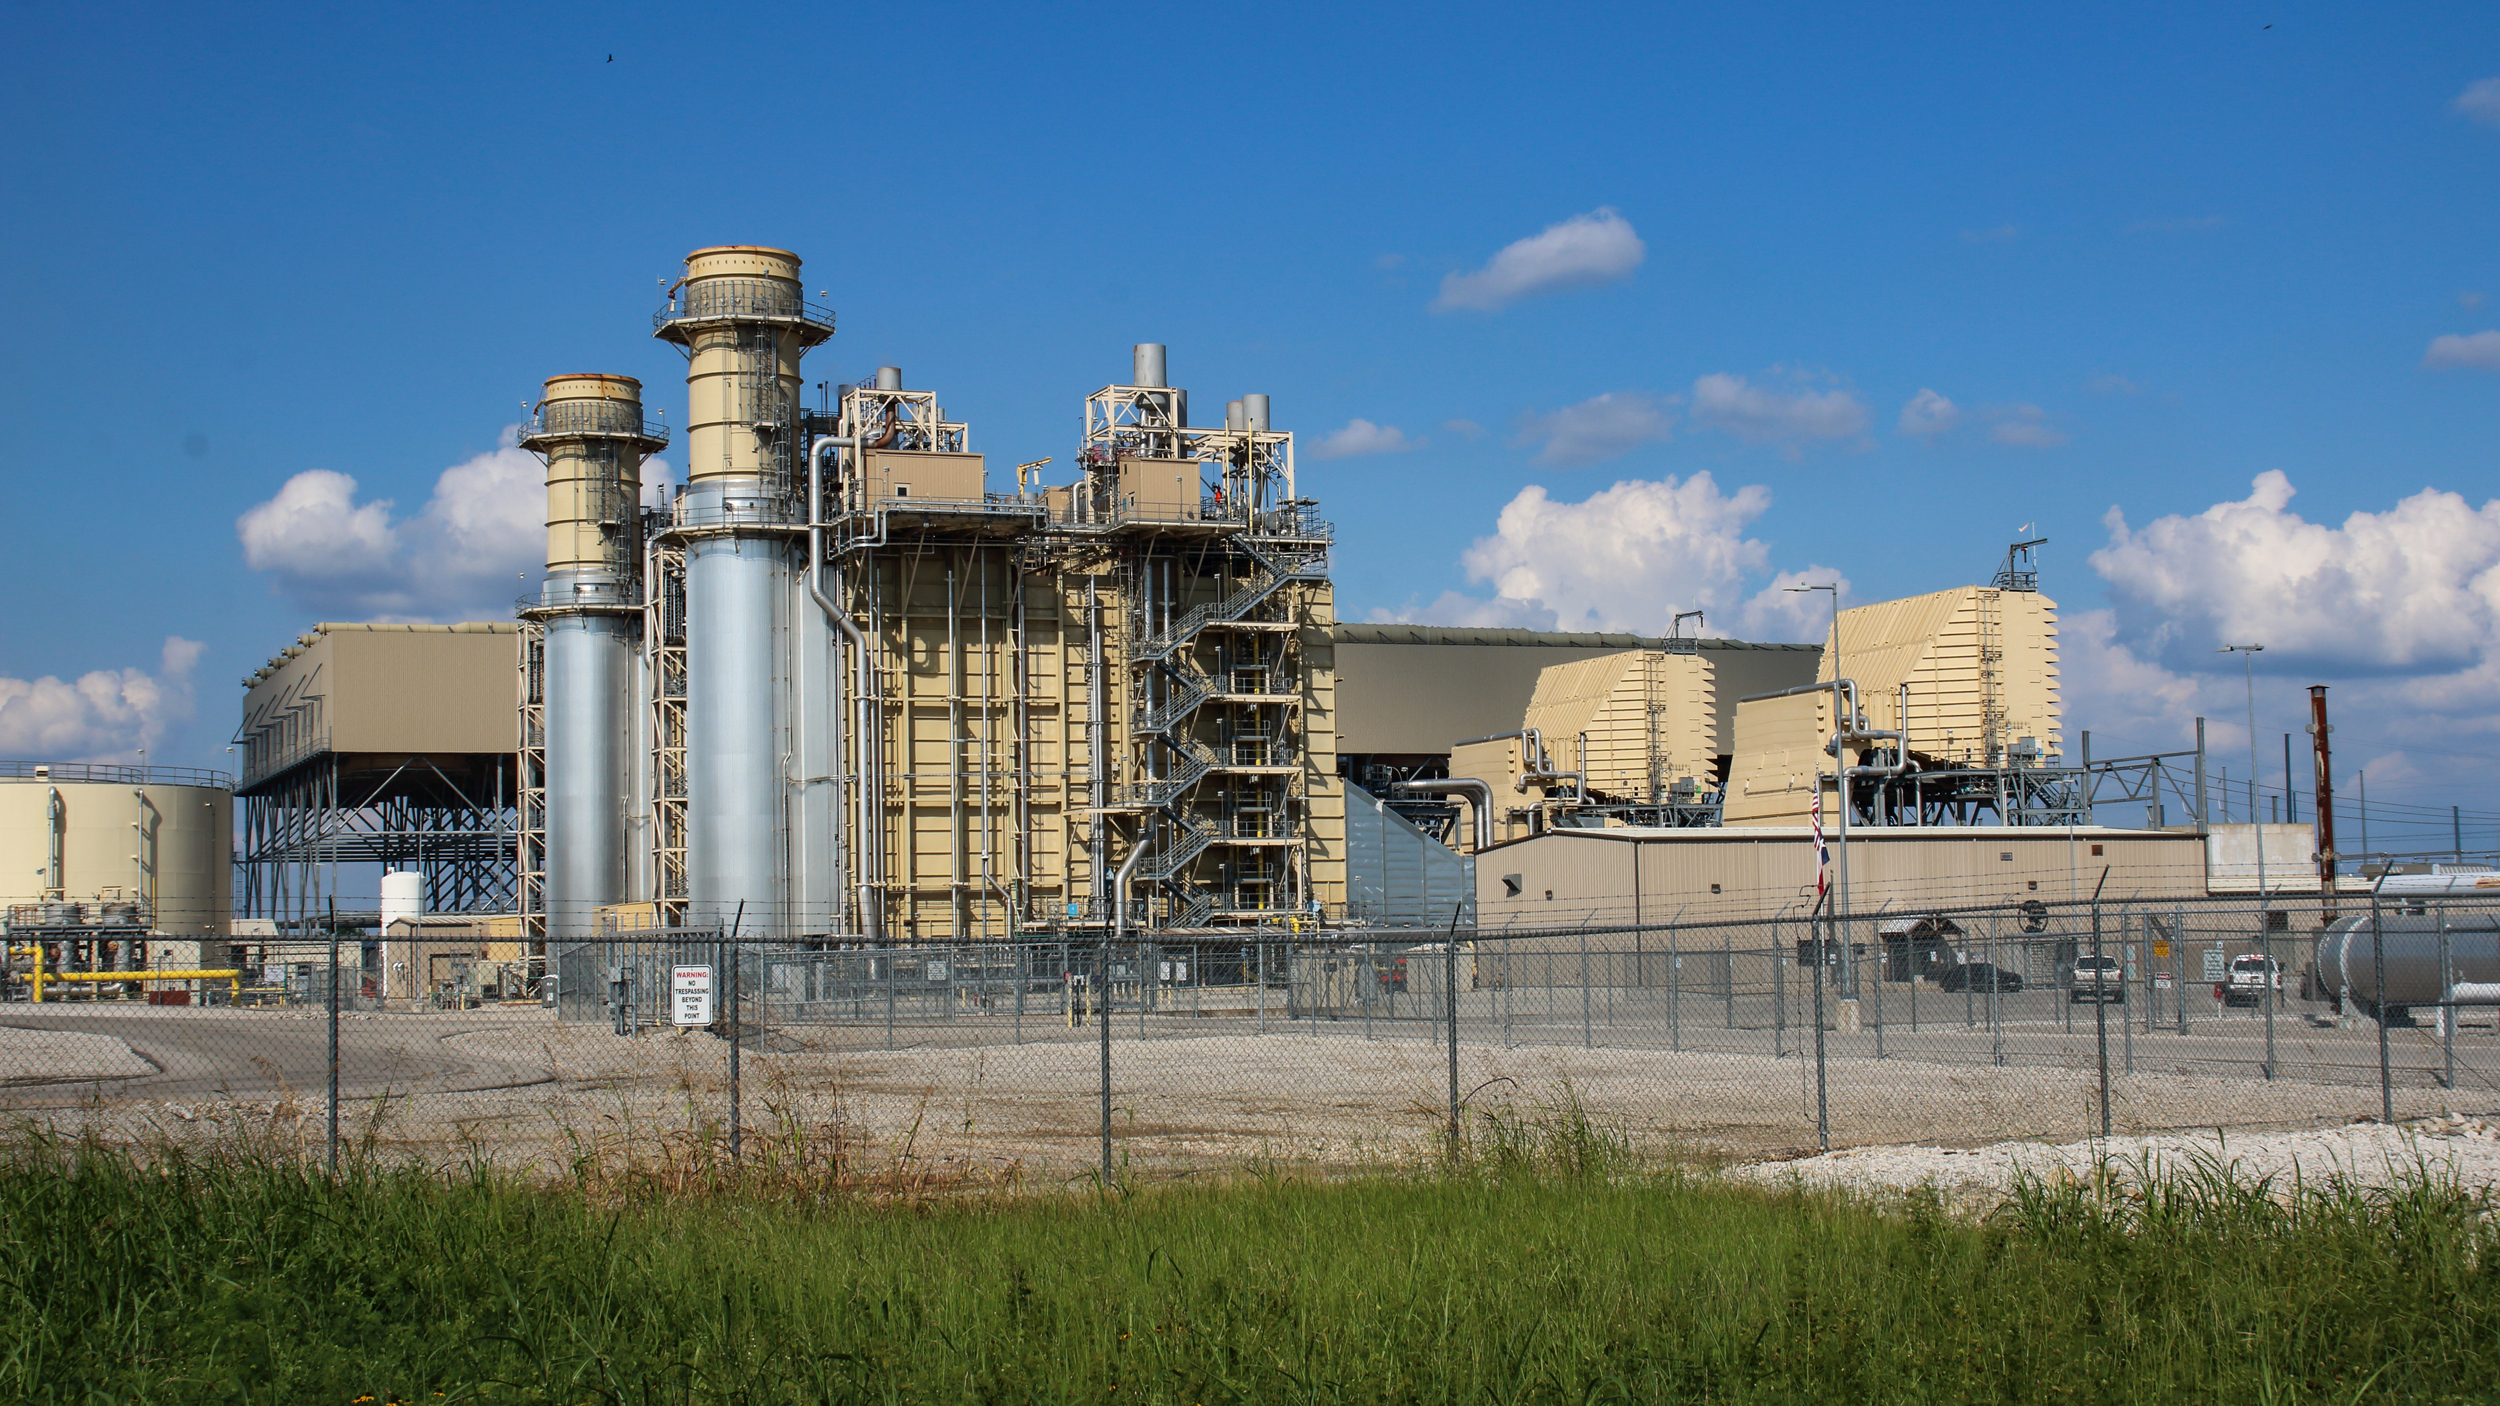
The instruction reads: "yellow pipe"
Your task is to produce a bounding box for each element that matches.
[34,969,245,1002]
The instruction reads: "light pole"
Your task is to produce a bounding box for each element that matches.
[2219,643,2271,1078]
[1790,584,1848,994]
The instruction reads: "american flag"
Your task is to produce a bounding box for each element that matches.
[1810,789,1830,902]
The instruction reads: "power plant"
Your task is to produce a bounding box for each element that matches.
[516,246,1342,946]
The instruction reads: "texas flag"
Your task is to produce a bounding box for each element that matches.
[1810,789,1830,902]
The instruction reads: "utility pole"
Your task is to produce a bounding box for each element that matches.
[1790,583,1848,996]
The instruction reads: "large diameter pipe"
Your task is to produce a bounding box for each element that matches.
[1392,779,1495,853]
[806,434,873,940]
[1133,343,1167,388]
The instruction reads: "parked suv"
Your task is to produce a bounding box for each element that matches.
[2217,954,2282,1008]
[2069,953,2125,1005]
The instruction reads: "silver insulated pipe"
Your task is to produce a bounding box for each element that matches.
[1133,343,1166,388]
[520,374,666,942]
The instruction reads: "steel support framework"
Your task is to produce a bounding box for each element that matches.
[236,753,518,928]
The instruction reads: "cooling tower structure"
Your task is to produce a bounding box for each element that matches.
[518,374,669,941]
[521,247,1345,945]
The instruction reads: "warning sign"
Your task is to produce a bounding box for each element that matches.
[2201,947,2226,982]
[672,965,713,1027]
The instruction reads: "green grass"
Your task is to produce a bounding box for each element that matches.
[3,1132,2495,1404]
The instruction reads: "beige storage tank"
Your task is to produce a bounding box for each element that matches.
[0,762,232,934]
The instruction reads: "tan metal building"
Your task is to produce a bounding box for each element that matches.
[1475,824,2210,931]
[1332,627,1818,765]
[235,622,521,925]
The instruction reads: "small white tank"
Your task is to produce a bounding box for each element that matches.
[380,870,424,934]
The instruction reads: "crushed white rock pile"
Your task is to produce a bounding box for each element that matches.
[1729,1114,2500,1201]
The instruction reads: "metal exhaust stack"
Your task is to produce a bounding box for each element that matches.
[520,374,666,941]
[655,246,834,937]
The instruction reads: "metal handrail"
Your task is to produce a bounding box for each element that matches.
[520,403,670,447]
[653,279,836,334]
[1,760,233,789]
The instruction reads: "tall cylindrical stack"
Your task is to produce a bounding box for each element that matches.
[522,374,666,941]
[655,247,834,937]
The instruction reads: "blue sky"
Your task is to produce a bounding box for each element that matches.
[3,1,2497,850]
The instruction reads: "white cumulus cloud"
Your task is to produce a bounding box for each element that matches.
[0,638,206,763]
[2424,330,2500,370]
[1311,419,1423,459]
[2090,470,2500,675]
[1514,392,1674,467]
[1689,373,1868,451]
[2067,474,2500,811]
[236,426,665,622]
[1387,473,1775,634]
[1898,388,1961,440]
[2455,77,2500,129]
[1432,208,1646,312]
[1735,567,1857,641]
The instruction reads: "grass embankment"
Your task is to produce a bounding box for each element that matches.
[3,1134,2494,1404]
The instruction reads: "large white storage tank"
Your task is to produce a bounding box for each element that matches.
[0,761,232,935]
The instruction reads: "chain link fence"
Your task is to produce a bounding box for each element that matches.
[5,892,2495,1181]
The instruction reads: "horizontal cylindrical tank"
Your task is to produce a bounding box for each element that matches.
[2313,913,2500,1009]
[1133,343,1166,388]
[0,769,232,934]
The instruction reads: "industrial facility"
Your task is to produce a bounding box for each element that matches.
[12,240,2411,1013]
[519,246,1340,948]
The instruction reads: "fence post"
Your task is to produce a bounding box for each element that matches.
[1724,927,1735,1033]
[1580,927,1591,1050]
[2123,911,2135,1077]
[2262,892,2276,1081]
[2440,903,2454,1090]
[1099,929,1113,1184]
[1773,921,1786,1058]
[726,903,744,1166]
[1812,910,1829,1151]
[2175,905,2189,1036]
[1872,915,1884,1061]
[327,927,340,1173]
[1990,912,2004,1068]
[1669,916,1680,1053]
[2092,888,2110,1139]
[1445,905,1462,1162]
[2374,888,2392,1123]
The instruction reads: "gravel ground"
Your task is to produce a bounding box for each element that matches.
[1729,1115,2500,1208]
[12,1021,2483,1185]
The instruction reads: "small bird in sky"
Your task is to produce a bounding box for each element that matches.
[607,53,615,62]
